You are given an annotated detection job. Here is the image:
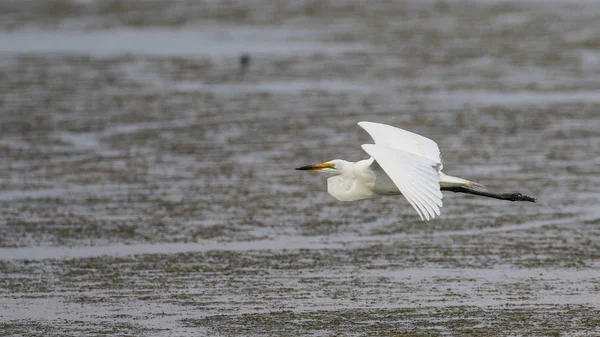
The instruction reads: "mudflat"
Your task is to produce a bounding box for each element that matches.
[1,1,599,336]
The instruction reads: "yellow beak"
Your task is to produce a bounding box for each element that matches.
[295,162,335,171]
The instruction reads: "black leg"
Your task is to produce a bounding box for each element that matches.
[442,187,536,202]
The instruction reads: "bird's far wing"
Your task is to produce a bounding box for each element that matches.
[358,121,442,168]
[362,144,443,221]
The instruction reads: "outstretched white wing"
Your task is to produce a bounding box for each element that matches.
[358,121,442,168]
[359,121,444,220]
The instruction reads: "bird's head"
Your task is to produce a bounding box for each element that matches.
[295,159,348,175]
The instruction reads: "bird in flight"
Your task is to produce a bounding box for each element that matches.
[296,121,535,221]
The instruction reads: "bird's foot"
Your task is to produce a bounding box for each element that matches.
[500,193,537,203]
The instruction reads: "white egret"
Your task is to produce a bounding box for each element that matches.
[296,121,535,221]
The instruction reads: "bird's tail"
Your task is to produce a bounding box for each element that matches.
[439,172,486,191]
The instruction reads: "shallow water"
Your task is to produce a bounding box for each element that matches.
[0,27,370,57]
[1,0,600,336]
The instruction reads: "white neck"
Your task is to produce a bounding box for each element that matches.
[326,158,377,201]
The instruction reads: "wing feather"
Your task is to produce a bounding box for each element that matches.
[358,121,442,169]
[400,169,442,219]
[403,183,437,220]
[362,144,443,221]
[403,166,443,205]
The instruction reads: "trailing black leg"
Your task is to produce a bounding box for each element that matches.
[442,186,536,202]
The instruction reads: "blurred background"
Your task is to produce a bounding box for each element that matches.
[1,0,599,336]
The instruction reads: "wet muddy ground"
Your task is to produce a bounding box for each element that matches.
[1,0,600,336]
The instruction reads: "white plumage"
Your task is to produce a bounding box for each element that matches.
[296,121,533,221]
[358,121,442,168]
